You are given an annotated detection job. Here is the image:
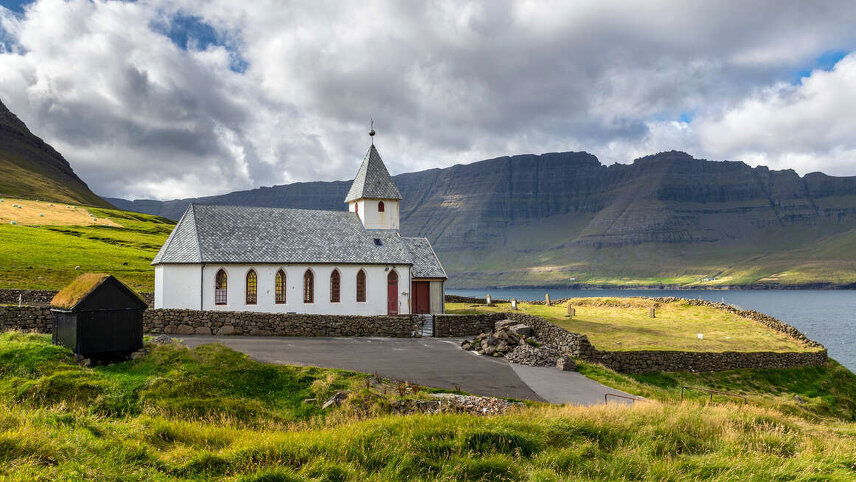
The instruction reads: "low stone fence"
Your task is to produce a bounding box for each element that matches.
[0,305,52,332]
[144,309,417,337]
[0,289,57,306]
[436,307,828,373]
[434,313,505,337]
[0,289,154,307]
[0,306,417,338]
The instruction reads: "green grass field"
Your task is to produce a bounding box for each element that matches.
[0,200,173,292]
[2,332,856,480]
[446,298,816,353]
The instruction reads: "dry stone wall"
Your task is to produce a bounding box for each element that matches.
[0,306,417,338]
[436,304,828,373]
[0,306,52,332]
[433,313,505,337]
[144,309,417,337]
[0,289,154,307]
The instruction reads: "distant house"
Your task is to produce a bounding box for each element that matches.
[151,140,447,315]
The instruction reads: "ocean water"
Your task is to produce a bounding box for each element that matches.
[447,288,856,371]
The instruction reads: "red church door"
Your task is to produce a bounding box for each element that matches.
[411,281,430,314]
[387,271,399,315]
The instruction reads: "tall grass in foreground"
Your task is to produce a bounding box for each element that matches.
[1,331,855,479]
[1,400,855,480]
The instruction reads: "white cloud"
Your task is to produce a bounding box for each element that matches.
[0,0,856,199]
[697,53,856,174]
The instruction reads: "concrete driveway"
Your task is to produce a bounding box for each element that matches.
[180,335,637,405]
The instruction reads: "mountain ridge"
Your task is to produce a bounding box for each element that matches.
[0,98,112,208]
[107,149,856,288]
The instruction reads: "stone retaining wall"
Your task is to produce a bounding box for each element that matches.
[0,289,57,306]
[0,305,52,332]
[0,289,154,307]
[0,306,417,338]
[437,306,828,373]
[144,309,417,337]
[434,313,505,337]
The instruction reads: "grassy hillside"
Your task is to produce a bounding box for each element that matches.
[1,332,855,479]
[447,298,817,353]
[0,99,112,208]
[0,199,172,291]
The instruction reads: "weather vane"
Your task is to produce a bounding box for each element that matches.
[369,118,375,145]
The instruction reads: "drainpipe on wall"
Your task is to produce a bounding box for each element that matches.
[200,263,206,310]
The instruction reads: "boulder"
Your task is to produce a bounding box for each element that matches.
[494,319,516,331]
[194,326,212,335]
[217,325,237,335]
[509,324,533,336]
[556,356,576,371]
[175,324,195,335]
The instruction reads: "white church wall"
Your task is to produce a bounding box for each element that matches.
[348,199,399,230]
[429,280,445,314]
[155,263,410,315]
[154,264,202,309]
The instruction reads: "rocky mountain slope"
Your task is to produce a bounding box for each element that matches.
[109,150,856,288]
[0,98,111,208]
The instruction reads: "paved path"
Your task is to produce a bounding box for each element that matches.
[180,336,637,405]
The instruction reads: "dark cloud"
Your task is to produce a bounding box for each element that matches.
[1,0,856,200]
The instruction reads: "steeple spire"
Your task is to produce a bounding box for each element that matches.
[369,118,375,145]
[344,143,402,203]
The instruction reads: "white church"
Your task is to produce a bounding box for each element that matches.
[152,138,447,315]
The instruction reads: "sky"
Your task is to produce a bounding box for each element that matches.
[1,1,856,200]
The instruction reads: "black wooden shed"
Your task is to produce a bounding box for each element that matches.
[50,273,147,358]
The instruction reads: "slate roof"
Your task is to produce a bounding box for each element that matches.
[152,204,415,265]
[344,145,403,202]
[402,237,447,279]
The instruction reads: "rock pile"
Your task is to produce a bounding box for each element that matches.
[392,393,520,415]
[461,319,570,368]
[505,343,561,367]
[460,319,537,357]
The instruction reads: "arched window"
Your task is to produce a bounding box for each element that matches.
[275,269,286,304]
[245,269,257,305]
[215,269,227,305]
[303,269,314,303]
[355,202,359,214]
[378,201,385,212]
[330,269,341,303]
[387,270,399,315]
[356,269,366,302]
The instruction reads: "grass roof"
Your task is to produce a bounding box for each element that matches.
[50,273,111,310]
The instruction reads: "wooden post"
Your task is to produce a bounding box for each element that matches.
[649,307,656,318]
[545,294,551,306]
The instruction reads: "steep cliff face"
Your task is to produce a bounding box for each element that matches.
[0,98,112,208]
[109,150,856,287]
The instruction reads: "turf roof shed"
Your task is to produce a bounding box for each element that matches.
[50,273,147,358]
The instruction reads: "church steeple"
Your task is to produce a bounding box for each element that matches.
[344,144,402,203]
[346,130,401,230]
